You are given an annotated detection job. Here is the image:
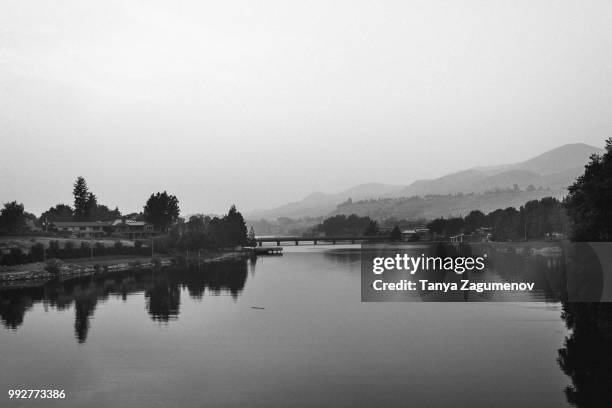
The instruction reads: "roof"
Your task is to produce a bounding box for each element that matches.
[111,219,149,226]
[52,221,111,227]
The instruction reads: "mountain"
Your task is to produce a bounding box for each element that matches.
[394,143,603,197]
[328,189,566,220]
[247,183,404,220]
[247,143,603,220]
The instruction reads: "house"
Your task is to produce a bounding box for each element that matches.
[110,219,156,239]
[475,227,493,242]
[401,228,431,242]
[51,221,111,238]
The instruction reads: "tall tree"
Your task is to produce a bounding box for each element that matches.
[224,205,247,246]
[565,138,612,241]
[0,201,26,233]
[85,192,98,219]
[73,176,90,220]
[143,191,180,232]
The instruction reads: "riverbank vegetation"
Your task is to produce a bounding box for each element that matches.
[427,197,567,241]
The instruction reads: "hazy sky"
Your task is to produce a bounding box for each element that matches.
[2,0,611,216]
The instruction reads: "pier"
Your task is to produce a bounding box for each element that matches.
[252,246,283,255]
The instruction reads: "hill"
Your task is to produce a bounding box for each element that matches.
[247,143,602,221]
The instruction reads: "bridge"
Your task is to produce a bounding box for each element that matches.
[256,235,390,246]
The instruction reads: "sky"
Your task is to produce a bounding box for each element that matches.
[1,0,611,216]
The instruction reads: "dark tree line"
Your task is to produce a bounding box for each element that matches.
[426,197,567,241]
[172,205,248,251]
[311,214,380,236]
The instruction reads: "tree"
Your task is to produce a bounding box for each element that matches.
[85,192,98,218]
[390,225,402,241]
[0,201,26,233]
[564,138,612,241]
[89,204,121,221]
[464,210,486,233]
[40,204,73,223]
[143,191,180,232]
[73,176,90,220]
[363,220,379,236]
[224,205,247,246]
[247,226,256,246]
[314,214,376,236]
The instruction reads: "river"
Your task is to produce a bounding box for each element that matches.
[0,245,605,407]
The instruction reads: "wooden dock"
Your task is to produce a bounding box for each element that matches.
[250,246,283,255]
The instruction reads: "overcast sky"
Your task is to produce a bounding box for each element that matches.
[1,0,611,216]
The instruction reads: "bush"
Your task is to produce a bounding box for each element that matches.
[30,243,45,262]
[45,259,62,276]
[48,240,60,258]
[95,242,107,256]
[9,248,24,265]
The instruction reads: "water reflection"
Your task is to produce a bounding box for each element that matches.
[558,303,612,407]
[0,260,250,343]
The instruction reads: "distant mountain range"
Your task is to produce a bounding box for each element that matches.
[247,143,603,221]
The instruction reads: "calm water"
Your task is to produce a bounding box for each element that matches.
[0,245,606,407]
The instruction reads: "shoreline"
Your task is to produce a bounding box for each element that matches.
[0,250,251,286]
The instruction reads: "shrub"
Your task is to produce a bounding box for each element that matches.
[30,243,45,262]
[45,259,62,276]
[9,247,24,265]
[95,242,106,256]
[48,240,60,258]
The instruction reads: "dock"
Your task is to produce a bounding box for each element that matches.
[251,246,283,255]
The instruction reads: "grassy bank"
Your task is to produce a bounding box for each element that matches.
[0,250,251,285]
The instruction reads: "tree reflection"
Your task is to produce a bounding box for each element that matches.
[0,260,249,343]
[145,275,181,322]
[558,303,612,407]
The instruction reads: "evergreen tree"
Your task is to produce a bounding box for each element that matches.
[224,205,247,246]
[565,138,612,241]
[73,176,90,220]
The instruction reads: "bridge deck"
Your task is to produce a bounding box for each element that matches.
[255,236,390,246]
